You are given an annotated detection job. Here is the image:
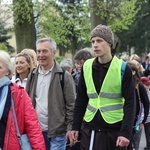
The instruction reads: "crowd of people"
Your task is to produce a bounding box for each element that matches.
[0,24,150,150]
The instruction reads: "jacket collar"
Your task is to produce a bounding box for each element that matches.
[34,60,63,74]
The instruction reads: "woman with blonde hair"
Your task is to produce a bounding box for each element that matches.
[130,54,140,62]
[11,52,33,88]
[0,50,45,150]
[129,54,145,76]
[21,48,38,68]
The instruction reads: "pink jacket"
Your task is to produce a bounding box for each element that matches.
[3,83,46,150]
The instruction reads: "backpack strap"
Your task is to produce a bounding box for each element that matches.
[121,61,127,80]
[30,68,36,81]
[59,67,66,91]
[31,67,65,90]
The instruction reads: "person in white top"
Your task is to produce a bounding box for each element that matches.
[11,52,33,88]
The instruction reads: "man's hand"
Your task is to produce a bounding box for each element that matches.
[69,130,79,147]
[140,123,144,130]
[66,130,72,144]
[116,136,130,147]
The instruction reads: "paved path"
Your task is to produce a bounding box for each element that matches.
[139,129,146,150]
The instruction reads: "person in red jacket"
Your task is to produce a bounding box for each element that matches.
[0,50,46,150]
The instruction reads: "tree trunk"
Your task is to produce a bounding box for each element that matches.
[59,45,66,56]
[13,0,36,53]
[89,0,106,30]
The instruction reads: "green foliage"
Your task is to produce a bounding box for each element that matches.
[55,55,65,63]
[0,43,7,50]
[116,0,150,54]
[38,0,91,55]
[109,0,140,32]
[0,22,14,52]
[0,43,11,54]
[1,0,145,55]
[92,0,140,32]
[13,0,33,24]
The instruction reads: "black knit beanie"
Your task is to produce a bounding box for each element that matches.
[90,24,114,46]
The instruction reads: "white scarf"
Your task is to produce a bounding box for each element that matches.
[0,76,11,120]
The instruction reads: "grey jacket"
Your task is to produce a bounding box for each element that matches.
[26,60,76,138]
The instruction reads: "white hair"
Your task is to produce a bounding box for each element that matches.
[60,58,73,68]
[0,50,13,78]
[36,37,57,52]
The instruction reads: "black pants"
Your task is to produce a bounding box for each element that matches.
[80,127,131,150]
[144,122,150,150]
[66,132,81,150]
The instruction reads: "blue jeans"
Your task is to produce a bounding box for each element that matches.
[43,132,66,150]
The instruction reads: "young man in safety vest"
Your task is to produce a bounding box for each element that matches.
[71,24,136,150]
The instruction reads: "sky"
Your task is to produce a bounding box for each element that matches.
[1,0,12,4]
[1,0,43,4]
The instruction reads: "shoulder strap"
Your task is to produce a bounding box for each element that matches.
[59,67,66,91]
[121,61,126,80]
[136,84,141,102]
[11,98,22,146]
[30,68,36,81]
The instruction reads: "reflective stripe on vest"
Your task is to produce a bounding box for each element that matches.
[87,103,124,113]
[88,92,122,99]
[83,56,125,124]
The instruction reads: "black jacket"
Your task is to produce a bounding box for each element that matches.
[135,83,149,124]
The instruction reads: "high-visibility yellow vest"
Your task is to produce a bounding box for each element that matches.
[83,56,125,124]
